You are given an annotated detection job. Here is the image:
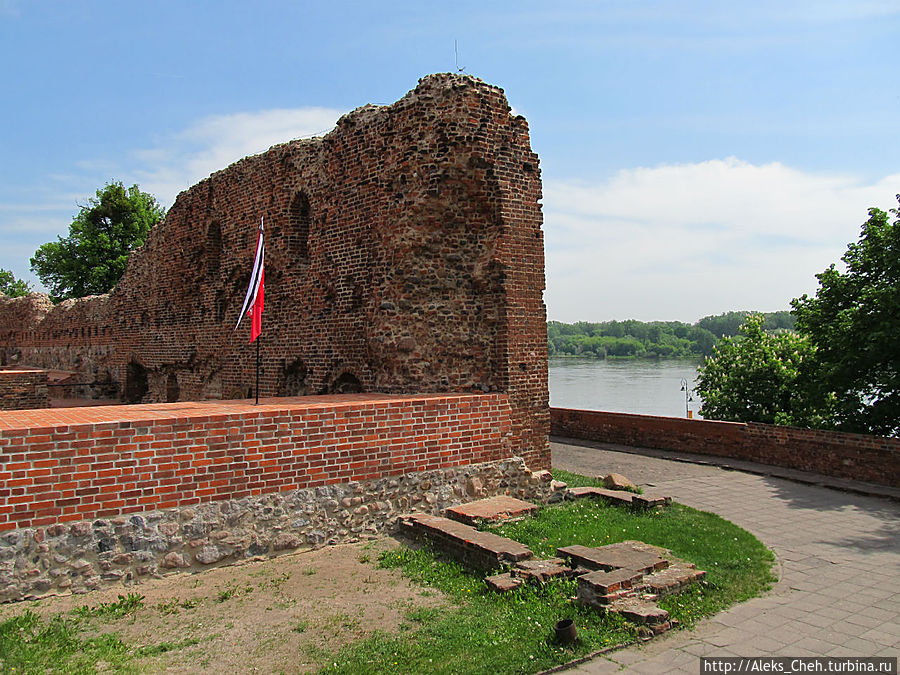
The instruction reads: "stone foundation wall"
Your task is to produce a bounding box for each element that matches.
[551,408,900,488]
[0,456,552,602]
[0,370,48,410]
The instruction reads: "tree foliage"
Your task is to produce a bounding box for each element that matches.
[695,314,832,427]
[548,319,712,359]
[30,182,165,301]
[0,269,31,298]
[697,196,900,437]
[547,312,791,360]
[696,310,795,338]
[791,197,900,436]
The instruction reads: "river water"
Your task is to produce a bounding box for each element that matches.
[548,357,702,418]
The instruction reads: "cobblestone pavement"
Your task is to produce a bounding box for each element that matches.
[551,439,900,674]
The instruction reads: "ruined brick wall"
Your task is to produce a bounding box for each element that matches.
[551,408,900,487]
[0,371,48,410]
[0,74,549,469]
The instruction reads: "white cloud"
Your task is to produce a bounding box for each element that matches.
[0,106,346,287]
[132,107,345,206]
[543,158,899,323]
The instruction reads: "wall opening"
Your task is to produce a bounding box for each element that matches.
[278,357,308,396]
[206,221,222,275]
[289,191,311,261]
[331,371,362,394]
[124,360,149,403]
[165,372,180,402]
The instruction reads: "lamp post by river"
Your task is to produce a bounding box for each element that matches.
[680,378,694,418]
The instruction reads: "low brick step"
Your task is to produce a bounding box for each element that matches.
[486,557,575,592]
[511,558,575,583]
[609,597,671,633]
[558,541,670,575]
[642,561,706,596]
[568,486,670,508]
[399,513,533,572]
[568,486,635,506]
[579,567,645,596]
[445,495,540,526]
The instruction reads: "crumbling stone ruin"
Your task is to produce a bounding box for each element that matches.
[0,73,549,469]
[401,491,706,638]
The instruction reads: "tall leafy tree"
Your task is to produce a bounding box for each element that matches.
[792,197,900,436]
[30,182,165,301]
[695,314,832,427]
[0,269,31,297]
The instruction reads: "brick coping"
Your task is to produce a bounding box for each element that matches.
[0,392,496,432]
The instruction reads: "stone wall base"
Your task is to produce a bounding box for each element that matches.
[0,457,550,603]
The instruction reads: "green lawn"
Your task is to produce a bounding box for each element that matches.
[323,470,775,674]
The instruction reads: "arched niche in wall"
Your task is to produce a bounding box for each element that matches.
[124,360,149,404]
[206,221,223,276]
[278,357,308,397]
[289,191,311,262]
[165,372,180,403]
[330,371,362,394]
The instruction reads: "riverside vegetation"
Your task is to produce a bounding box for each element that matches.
[548,311,794,359]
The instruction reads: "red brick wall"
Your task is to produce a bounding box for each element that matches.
[550,408,900,488]
[0,74,549,470]
[0,393,513,531]
[0,370,49,410]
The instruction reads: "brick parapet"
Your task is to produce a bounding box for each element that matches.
[550,408,899,488]
[0,393,513,531]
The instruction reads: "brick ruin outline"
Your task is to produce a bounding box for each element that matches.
[0,73,549,471]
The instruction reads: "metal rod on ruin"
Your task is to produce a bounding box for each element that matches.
[255,336,260,405]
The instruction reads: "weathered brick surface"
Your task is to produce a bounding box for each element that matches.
[400,512,533,571]
[0,74,549,470]
[0,392,514,532]
[510,558,575,583]
[567,486,670,508]
[568,540,705,635]
[0,370,48,410]
[485,573,523,592]
[558,541,669,574]
[551,408,899,488]
[444,495,539,525]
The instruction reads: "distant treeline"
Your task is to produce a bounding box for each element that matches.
[548,311,795,359]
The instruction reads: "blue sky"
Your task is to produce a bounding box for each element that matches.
[1,0,898,322]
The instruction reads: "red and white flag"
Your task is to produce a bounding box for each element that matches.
[234,217,265,342]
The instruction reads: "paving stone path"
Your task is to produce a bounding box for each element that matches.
[551,438,900,674]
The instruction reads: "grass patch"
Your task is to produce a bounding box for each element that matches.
[72,593,144,620]
[0,610,135,674]
[490,482,775,629]
[323,469,774,674]
[323,548,636,674]
[0,593,202,673]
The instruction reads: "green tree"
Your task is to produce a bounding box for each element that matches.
[0,269,31,297]
[696,314,832,427]
[30,182,165,301]
[792,197,900,436]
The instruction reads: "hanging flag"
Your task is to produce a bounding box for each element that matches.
[234,217,265,342]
